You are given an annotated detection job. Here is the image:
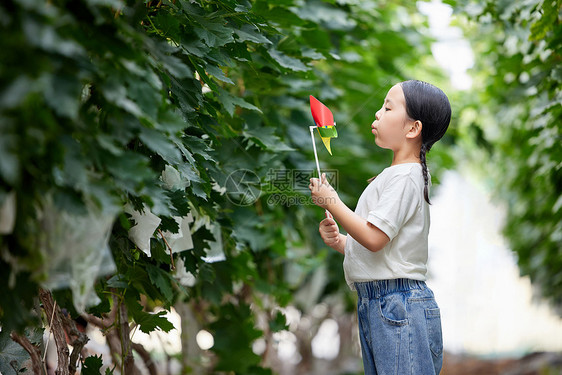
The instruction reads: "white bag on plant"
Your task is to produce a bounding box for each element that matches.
[39,195,117,313]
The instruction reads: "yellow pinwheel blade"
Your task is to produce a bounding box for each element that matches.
[321,137,332,155]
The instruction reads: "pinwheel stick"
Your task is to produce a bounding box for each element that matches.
[309,126,332,219]
[309,126,322,180]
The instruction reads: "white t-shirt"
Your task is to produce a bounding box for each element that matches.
[343,163,430,290]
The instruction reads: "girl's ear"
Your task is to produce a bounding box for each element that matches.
[406,120,423,139]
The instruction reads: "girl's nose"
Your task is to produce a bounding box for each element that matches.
[375,108,381,121]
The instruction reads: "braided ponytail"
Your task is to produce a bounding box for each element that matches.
[419,143,430,204]
[400,80,451,205]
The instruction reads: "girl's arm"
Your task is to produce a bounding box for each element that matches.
[327,199,389,252]
[310,175,390,253]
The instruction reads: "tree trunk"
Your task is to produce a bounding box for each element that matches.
[175,300,203,375]
[39,289,69,375]
[117,300,138,375]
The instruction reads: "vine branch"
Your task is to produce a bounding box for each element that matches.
[158,228,176,270]
[9,332,42,375]
[60,312,89,374]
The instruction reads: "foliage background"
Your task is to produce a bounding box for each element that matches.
[450,0,562,310]
[0,0,560,373]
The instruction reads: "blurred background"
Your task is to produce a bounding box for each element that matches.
[0,0,560,374]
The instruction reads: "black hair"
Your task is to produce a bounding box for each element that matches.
[400,80,451,204]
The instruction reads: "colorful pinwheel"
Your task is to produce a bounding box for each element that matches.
[309,95,338,155]
[308,95,337,218]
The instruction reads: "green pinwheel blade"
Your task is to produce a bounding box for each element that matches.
[317,126,338,138]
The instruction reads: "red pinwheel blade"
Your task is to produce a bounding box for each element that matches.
[310,95,334,127]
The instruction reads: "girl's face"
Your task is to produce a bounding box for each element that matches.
[371,84,412,150]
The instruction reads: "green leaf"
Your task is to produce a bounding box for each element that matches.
[105,151,153,189]
[44,73,82,120]
[190,180,210,200]
[193,20,234,48]
[167,189,191,216]
[0,76,35,109]
[233,24,272,45]
[253,6,307,27]
[0,330,29,375]
[244,126,295,152]
[267,47,309,72]
[139,127,183,165]
[106,274,129,289]
[180,135,215,163]
[301,28,332,52]
[88,289,111,317]
[232,214,270,252]
[216,86,261,116]
[529,0,560,41]
[211,303,263,373]
[22,16,86,57]
[153,11,181,40]
[294,1,356,30]
[126,78,161,120]
[133,309,175,334]
[269,310,287,332]
[82,355,104,375]
[181,38,209,58]
[146,264,174,302]
[170,76,202,114]
[243,112,294,152]
[123,287,174,333]
[147,40,192,79]
[206,64,234,85]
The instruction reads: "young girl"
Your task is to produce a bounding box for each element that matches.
[309,80,451,375]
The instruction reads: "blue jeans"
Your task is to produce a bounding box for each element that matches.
[355,279,443,375]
